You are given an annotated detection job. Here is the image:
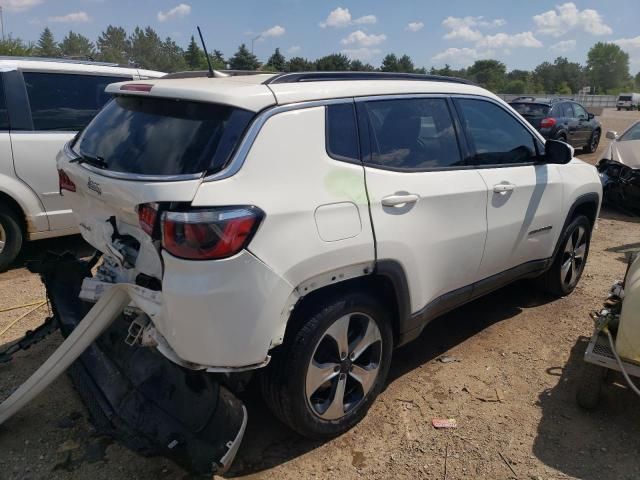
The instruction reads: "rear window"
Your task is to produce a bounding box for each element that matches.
[75,95,254,176]
[24,72,130,131]
[510,103,550,117]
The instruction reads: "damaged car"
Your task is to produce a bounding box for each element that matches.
[1,71,603,474]
[597,121,640,210]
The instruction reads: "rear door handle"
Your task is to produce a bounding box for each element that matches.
[493,183,515,195]
[381,193,420,207]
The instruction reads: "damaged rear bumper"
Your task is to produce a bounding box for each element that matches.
[1,255,248,475]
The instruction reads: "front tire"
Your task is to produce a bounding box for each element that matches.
[0,205,23,272]
[539,215,592,296]
[583,130,600,154]
[260,292,393,439]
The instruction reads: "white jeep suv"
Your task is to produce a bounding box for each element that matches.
[0,57,163,270]
[57,71,602,438]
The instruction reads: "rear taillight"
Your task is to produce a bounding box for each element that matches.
[161,206,263,260]
[137,203,159,236]
[540,117,556,129]
[58,169,76,193]
[120,83,153,92]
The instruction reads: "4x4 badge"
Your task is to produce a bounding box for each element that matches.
[87,177,102,195]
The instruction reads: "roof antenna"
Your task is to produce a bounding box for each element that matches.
[197,26,214,78]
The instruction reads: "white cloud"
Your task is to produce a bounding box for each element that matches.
[320,7,376,28]
[261,25,285,38]
[340,30,386,47]
[533,3,611,37]
[342,48,382,61]
[48,11,91,23]
[442,16,506,42]
[405,21,424,33]
[157,3,191,22]
[550,39,577,53]
[477,31,543,49]
[2,0,42,12]
[431,47,489,67]
[287,45,301,55]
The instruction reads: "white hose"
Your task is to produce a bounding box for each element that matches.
[604,327,640,398]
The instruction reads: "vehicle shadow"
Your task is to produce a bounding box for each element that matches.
[532,336,640,480]
[7,234,94,272]
[228,281,556,477]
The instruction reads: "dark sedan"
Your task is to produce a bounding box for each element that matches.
[509,97,601,153]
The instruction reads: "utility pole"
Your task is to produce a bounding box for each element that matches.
[0,6,5,42]
[251,34,261,54]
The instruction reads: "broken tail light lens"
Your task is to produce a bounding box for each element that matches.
[540,117,557,129]
[58,169,76,193]
[161,206,264,260]
[137,203,159,236]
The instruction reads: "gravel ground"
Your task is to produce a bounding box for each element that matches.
[0,109,639,480]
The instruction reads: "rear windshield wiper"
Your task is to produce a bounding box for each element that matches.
[70,153,108,169]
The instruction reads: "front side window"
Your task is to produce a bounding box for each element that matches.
[573,103,588,119]
[24,72,131,131]
[562,103,574,118]
[326,103,359,161]
[456,98,537,166]
[362,97,462,170]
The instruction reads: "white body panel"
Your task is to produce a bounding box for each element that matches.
[475,164,564,279]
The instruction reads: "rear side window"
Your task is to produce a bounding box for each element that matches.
[75,95,254,176]
[24,72,131,131]
[456,98,537,166]
[326,103,359,161]
[363,97,462,170]
[561,103,574,118]
[0,78,8,130]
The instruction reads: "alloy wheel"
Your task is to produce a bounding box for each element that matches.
[305,312,382,420]
[590,131,600,151]
[0,223,5,254]
[560,224,587,290]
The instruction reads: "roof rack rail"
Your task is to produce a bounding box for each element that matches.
[264,71,475,86]
[162,69,271,79]
[0,55,125,67]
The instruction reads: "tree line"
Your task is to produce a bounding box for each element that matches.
[1,25,638,94]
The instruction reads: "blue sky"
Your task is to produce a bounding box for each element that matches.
[2,0,640,72]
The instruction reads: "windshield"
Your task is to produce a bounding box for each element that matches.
[74,95,254,176]
[619,96,632,101]
[510,103,550,117]
[620,122,640,141]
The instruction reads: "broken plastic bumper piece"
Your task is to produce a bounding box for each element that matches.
[0,255,247,475]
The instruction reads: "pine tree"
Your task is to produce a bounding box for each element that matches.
[36,27,59,57]
[265,47,286,72]
[60,31,95,58]
[228,44,260,70]
[184,35,206,70]
[210,50,226,69]
[97,26,130,64]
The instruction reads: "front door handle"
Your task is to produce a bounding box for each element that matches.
[493,183,515,195]
[381,193,420,207]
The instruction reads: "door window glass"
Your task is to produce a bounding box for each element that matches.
[24,72,131,131]
[363,97,462,170]
[457,98,537,165]
[326,103,359,161]
[0,78,8,130]
[562,103,574,118]
[573,103,588,119]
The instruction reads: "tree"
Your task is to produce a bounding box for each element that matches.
[286,56,315,72]
[59,31,95,58]
[97,26,130,64]
[159,37,187,72]
[184,36,207,70]
[397,54,415,73]
[210,50,226,70]
[635,72,640,90]
[265,48,286,72]
[349,59,375,71]
[0,36,34,56]
[315,53,350,71]
[503,80,527,94]
[380,54,399,72]
[36,27,59,57]
[228,44,260,70]
[128,26,162,69]
[467,59,506,92]
[587,42,630,93]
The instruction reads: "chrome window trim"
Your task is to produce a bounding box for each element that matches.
[203,97,354,182]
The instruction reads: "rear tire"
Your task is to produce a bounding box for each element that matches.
[583,130,600,154]
[260,291,393,439]
[538,215,591,297]
[0,205,23,272]
[576,362,606,410]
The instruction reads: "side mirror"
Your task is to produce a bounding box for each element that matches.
[606,130,618,140]
[545,139,573,164]
[588,112,595,120]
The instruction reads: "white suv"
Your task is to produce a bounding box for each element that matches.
[57,71,602,438]
[0,57,163,270]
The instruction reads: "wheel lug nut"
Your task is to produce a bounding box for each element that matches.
[334,365,340,372]
[340,352,347,360]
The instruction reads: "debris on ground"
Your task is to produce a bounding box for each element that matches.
[432,418,457,429]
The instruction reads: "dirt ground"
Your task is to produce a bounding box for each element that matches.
[1,109,640,480]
